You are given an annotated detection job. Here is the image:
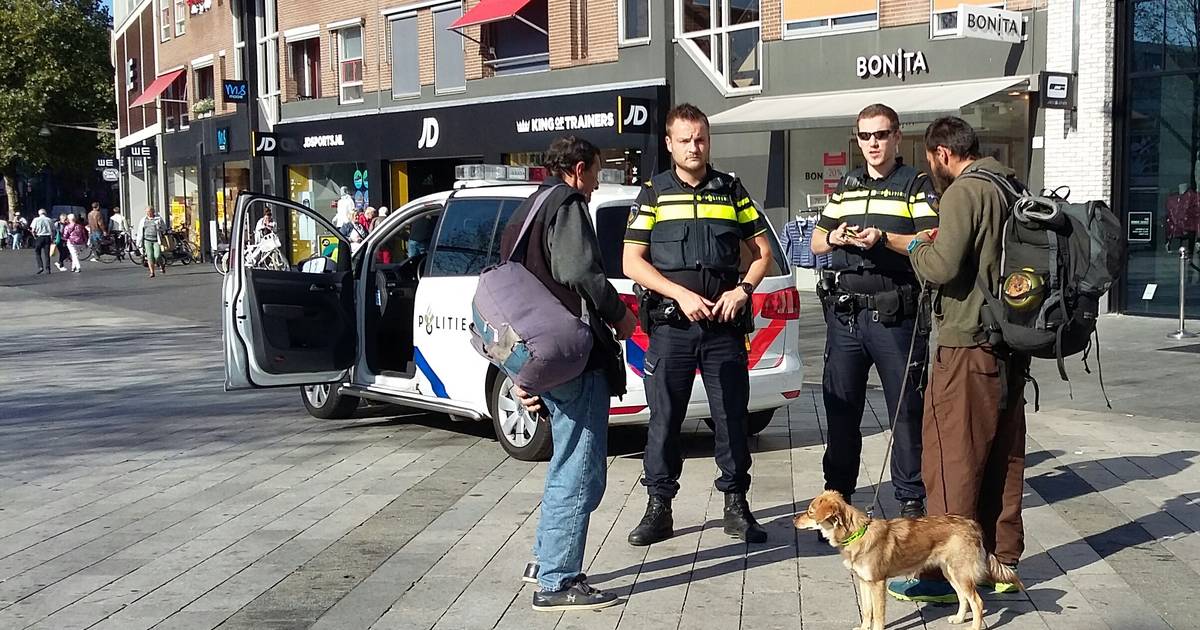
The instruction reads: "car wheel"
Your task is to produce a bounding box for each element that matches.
[489,374,553,462]
[703,408,778,436]
[300,384,359,419]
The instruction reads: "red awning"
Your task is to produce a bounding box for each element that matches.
[449,0,533,29]
[130,69,186,108]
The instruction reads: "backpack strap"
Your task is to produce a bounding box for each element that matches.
[505,184,565,263]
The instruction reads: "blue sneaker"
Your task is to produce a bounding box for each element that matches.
[887,578,958,603]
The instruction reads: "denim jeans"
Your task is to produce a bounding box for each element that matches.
[534,369,609,592]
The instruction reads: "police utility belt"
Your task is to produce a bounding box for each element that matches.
[633,284,755,333]
[816,270,919,325]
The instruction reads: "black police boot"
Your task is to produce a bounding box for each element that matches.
[900,499,925,519]
[627,496,673,546]
[723,493,767,543]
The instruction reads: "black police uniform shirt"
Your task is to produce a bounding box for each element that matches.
[814,162,939,293]
[624,167,768,302]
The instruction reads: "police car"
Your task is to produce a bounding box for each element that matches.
[222,165,804,461]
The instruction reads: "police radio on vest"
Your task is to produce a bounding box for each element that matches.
[856,49,929,80]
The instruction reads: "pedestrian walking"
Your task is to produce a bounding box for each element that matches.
[30,209,56,274]
[62,214,89,273]
[11,215,25,250]
[137,207,168,277]
[54,214,71,270]
[503,136,638,611]
[808,103,940,523]
[888,116,1030,602]
[622,104,774,545]
[86,202,107,261]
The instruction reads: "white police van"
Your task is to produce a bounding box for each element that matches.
[222,165,804,461]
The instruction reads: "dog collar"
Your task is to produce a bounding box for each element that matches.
[840,522,869,546]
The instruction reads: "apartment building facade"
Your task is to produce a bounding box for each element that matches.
[268,0,669,221]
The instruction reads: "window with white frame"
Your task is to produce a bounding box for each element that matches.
[782,0,877,38]
[433,5,465,93]
[621,0,650,44]
[232,0,245,79]
[677,0,761,92]
[390,15,419,98]
[160,0,171,41]
[256,0,281,124]
[337,25,364,104]
[931,0,1004,38]
[174,0,186,35]
[289,38,321,99]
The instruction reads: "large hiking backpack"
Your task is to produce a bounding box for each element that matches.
[964,170,1125,381]
[469,185,594,394]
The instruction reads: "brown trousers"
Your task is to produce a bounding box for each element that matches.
[923,345,1028,565]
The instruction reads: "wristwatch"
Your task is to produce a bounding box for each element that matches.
[874,230,889,249]
[738,282,755,296]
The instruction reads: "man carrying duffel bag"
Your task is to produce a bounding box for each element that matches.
[471,135,636,612]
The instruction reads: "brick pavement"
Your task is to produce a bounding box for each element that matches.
[1,255,1199,629]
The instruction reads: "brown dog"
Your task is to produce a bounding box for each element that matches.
[793,491,1023,630]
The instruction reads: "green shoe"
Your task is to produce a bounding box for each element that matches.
[982,564,1021,593]
[992,580,1019,594]
[887,578,958,604]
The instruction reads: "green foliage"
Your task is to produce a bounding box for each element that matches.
[0,0,114,180]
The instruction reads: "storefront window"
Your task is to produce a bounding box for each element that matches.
[212,161,250,247]
[167,166,201,251]
[286,162,371,262]
[1121,0,1200,316]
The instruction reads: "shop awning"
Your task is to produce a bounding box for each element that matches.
[708,76,1030,134]
[130,69,186,108]
[450,0,539,30]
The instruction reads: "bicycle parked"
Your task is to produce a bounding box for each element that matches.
[127,228,200,268]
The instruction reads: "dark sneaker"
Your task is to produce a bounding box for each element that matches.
[522,561,538,584]
[532,576,619,612]
[887,578,958,603]
[899,499,925,518]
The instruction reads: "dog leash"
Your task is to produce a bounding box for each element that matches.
[863,285,930,519]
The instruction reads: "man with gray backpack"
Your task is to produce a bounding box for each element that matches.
[477,136,637,611]
[887,117,1125,604]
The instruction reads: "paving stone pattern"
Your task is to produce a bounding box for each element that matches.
[1,260,1198,629]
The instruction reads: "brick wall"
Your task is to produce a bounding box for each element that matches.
[1042,0,1114,204]
[157,0,239,113]
[551,0,617,69]
[762,0,780,42]
[879,0,929,28]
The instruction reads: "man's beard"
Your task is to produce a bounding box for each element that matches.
[930,161,954,194]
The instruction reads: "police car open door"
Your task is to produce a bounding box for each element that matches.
[223,192,357,390]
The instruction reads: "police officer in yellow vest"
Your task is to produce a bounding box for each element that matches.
[623,104,774,545]
[810,104,940,523]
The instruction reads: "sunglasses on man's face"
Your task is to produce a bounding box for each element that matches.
[855,129,896,142]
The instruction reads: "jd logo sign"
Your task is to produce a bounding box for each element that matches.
[252,131,279,156]
[222,80,248,103]
[624,106,648,128]
[618,97,653,133]
[417,117,440,149]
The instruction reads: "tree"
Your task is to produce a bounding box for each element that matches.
[0,0,114,219]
